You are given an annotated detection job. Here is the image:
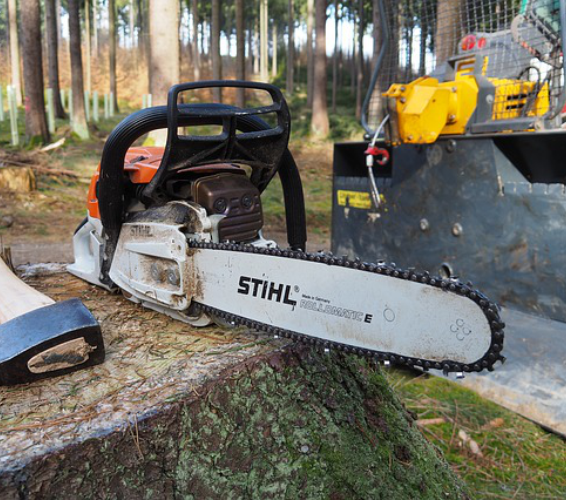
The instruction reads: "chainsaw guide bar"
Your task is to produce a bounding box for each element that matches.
[187,240,505,374]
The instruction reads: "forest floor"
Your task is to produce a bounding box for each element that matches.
[1,101,566,499]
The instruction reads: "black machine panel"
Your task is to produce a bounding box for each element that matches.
[331,133,566,323]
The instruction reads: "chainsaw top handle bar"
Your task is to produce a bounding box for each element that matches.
[142,81,291,205]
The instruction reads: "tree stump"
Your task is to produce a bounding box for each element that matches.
[0,267,469,499]
[0,167,36,193]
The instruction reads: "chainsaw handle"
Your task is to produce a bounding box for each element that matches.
[97,100,305,284]
[142,81,291,206]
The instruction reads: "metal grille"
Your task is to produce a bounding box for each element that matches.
[364,0,564,133]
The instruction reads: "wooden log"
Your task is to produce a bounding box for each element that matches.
[0,268,469,499]
[0,167,36,192]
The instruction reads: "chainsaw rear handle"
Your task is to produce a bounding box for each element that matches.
[97,98,305,285]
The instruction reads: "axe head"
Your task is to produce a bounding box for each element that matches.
[0,298,105,385]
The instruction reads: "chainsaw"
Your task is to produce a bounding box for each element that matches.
[68,81,505,375]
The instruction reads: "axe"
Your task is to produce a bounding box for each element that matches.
[0,258,104,385]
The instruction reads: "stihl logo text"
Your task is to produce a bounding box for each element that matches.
[130,225,152,237]
[237,276,297,307]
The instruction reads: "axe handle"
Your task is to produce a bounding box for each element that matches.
[0,259,54,324]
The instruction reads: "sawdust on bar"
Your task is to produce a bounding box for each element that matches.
[0,267,288,472]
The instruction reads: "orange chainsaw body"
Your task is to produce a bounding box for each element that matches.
[87,147,164,219]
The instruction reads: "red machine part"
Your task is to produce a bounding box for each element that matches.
[364,145,390,166]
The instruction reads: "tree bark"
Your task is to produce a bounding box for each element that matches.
[419,0,428,75]
[356,0,364,120]
[109,0,119,113]
[286,0,294,95]
[367,0,385,126]
[332,0,339,113]
[191,0,200,81]
[93,0,99,56]
[7,0,22,107]
[311,0,329,137]
[20,0,50,144]
[306,0,314,107]
[236,0,245,107]
[149,0,179,106]
[129,0,136,48]
[435,0,463,66]
[253,17,260,75]
[247,27,254,76]
[137,0,147,67]
[44,0,66,118]
[260,0,268,81]
[68,0,89,139]
[85,0,92,94]
[56,0,62,44]
[372,0,382,68]
[211,0,221,101]
[271,24,278,78]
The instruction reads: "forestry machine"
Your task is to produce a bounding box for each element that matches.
[332,0,565,431]
[68,81,505,376]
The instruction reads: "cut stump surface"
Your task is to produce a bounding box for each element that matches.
[0,267,468,499]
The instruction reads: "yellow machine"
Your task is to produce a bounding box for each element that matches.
[383,55,550,145]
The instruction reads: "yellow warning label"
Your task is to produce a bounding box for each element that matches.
[337,190,372,209]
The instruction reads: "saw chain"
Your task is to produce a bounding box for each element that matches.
[188,240,505,375]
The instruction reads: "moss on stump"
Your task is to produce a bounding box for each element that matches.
[1,346,468,499]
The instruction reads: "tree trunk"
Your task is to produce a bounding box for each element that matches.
[260,0,268,81]
[68,0,89,139]
[356,0,364,120]
[109,0,119,113]
[286,0,294,95]
[85,0,92,94]
[419,0,428,75]
[149,0,179,106]
[332,0,339,113]
[0,270,469,500]
[311,0,329,137]
[56,0,62,45]
[271,24,278,78]
[20,0,50,144]
[7,0,22,107]
[137,0,147,67]
[350,20,356,94]
[367,0,385,125]
[45,0,66,118]
[247,28,254,76]
[306,0,314,107]
[435,0,463,66]
[93,0,99,56]
[20,0,49,143]
[235,0,245,107]
[129,0,136,48]
[191,0,200,81]
[211,0,221,101]
[253,18,260,75]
